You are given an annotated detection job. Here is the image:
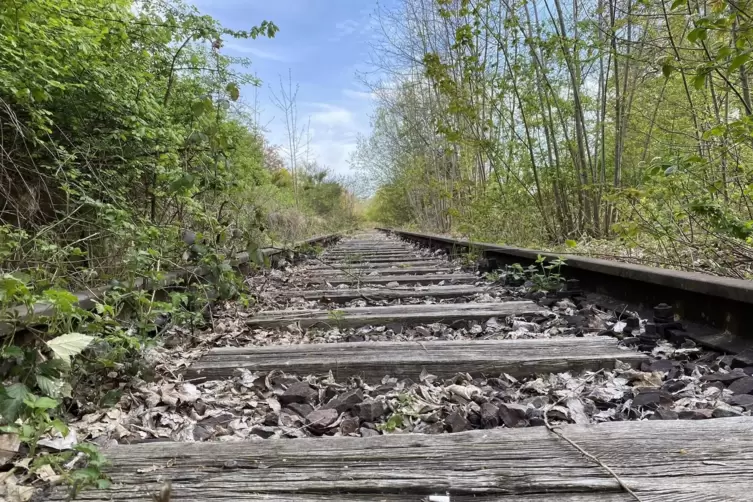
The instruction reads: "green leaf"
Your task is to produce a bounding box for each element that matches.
[36,375,63,398]
[38,358,70,378]
[191,100,206,117]
[565,239,577,248]
[51,418,69,437]
[692,72,707,90]
[716,47,733,61]
[96,479,112,489]
[1,346,24,360]
[191,97,213,118]
[688,27,707,44]
[46,333,94,362]
[226,82,240,101]
[670,0,685,8]
[169,173,195,195]
[24,396,58,410]
[100,389,122,408]
[729,53,750,72]
[0,383,30,422]
[380,413,404,432]
[702,125,726,140]
[43,289,79,312]
[662,63,673,78]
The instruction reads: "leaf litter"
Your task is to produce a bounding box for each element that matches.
[44,236,753,460]
[68,345,752,445]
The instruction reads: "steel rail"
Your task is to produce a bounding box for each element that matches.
[378,228,753,358]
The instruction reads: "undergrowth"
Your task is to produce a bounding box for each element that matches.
[0,0,359,494]
[0,235,248,493]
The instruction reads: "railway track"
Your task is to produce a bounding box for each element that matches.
[52,231,753,501]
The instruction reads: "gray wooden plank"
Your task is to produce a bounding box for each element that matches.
[282,285,484,301]
[48,417,753,501]
[327,248,412,253]
[305,266,456,277]
[249,300,544,328]
[304,273,478,286]
[322,255,426,263]
[184,337,647,381]
[324,249,418,253]
[335,240,405,245]
[306,260,445,270]
[326,246,412,253]
[323,256,426,262]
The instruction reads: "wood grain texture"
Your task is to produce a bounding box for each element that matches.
[48,417,753,501]
[326,248,414,253]
[324,250,421,256]
[322,255,427,263]
[303,273,478,286]
[305,266,456,277]
[248,301,546,328]
[282,285,485,301]
[305,260,445,270]
[183,337,647,381]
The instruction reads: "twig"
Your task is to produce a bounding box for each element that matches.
[542,369,642,502]
[543,418,642,502]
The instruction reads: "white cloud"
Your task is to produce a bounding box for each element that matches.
[335,19,359,35]
[223,42,291,62]
[330,19,360,41]
[308,103,354,128]
[310,139,358,175]
[343,89,375,100]
[262,101,364,176]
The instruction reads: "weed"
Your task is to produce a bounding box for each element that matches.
[458,248,482,268]
[378,413,405,432]
[484,271,501,282]
[377,392,414,432]
[503,255,567,291]
[327,309,346,327]
[0,240,245,492]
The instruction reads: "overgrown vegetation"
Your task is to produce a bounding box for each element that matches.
[353,0,753,278]
[0,0,359,491]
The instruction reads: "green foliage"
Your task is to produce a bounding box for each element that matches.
[327,309,345,327]
[0,0,355,493]
[459,248,482,268]
[0,0,356,494]
[483,271,501,282]
[503,256,566,291]
[378,413,405,433]
[356,0,753,278]
[377,392,414,432]
[67,443,112,494]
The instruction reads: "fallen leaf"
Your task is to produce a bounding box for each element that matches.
[447,384,482,401]
[38,430,77,451]
[266,397,281,414]
[36,464,62,484]
[0,434,20,465]
[565,398,590,425]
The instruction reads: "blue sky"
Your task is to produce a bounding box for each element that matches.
[191,0,385,175]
